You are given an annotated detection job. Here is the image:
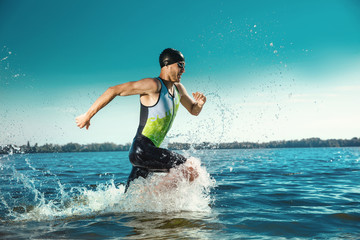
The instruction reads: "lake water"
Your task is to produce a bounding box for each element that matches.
[0,147,359,239]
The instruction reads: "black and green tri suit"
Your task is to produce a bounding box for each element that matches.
[126,77,187,190]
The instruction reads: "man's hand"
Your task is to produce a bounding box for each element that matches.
[192,92,206,107]
[75,114,91,130]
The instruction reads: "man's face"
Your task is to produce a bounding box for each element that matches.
[168,61,185,82]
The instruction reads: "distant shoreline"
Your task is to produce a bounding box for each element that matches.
[1,137,359,155]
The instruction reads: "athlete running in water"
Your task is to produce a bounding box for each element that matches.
[76,48,206,191]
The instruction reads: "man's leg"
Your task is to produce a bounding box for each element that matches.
[126,135,198,190]
[125,166,150,192]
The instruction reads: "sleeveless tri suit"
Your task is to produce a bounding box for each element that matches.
[126,77,187,190]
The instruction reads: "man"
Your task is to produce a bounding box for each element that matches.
[76,48,206,191]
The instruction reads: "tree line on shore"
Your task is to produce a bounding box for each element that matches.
[1,137,359,154]
[168,137,360,150]
[0,141,132,154]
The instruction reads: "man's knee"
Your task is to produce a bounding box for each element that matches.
[182,166,199,181]
[171,151,187,166]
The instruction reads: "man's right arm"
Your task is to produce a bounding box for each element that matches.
[75,78,159,130]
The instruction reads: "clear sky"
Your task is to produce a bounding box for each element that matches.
[1,0,360,146]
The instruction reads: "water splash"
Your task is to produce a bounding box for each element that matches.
[124,158,214,213]
[1,156,215,222]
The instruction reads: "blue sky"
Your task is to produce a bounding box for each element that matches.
[1,0,360,145]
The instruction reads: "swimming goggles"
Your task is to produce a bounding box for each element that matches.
[177,62,185,69]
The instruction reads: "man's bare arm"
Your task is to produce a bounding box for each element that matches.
[76,78,159,129]
[175,83,206,116]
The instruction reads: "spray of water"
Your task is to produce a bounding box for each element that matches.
[1,156,215,222]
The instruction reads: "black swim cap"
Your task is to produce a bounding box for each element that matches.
[159,48,185,68]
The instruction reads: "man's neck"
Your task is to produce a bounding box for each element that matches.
[158,75,174,91]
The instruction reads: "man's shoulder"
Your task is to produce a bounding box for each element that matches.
[140,77,158,82]
[174,82,185,88]
[174,83,186,96]
[139,77,161,93]
[175,82,186,91]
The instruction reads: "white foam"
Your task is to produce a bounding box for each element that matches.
[10,157,215,221]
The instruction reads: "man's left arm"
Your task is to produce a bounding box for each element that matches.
[175,83,206,116]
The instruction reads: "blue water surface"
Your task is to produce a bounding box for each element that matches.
[0,147,359,239]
